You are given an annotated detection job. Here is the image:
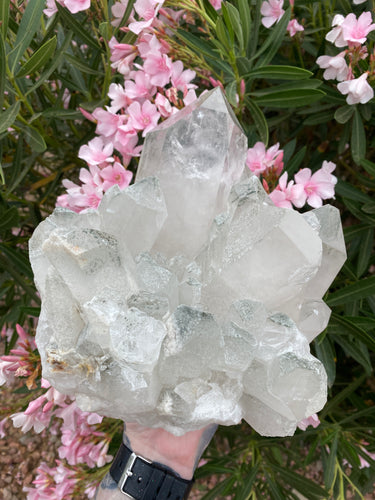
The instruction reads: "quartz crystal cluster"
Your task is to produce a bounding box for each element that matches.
[29,89,346,436]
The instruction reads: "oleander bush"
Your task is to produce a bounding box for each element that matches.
[1,0,375,498]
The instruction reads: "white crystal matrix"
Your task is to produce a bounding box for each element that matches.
[29,89,346,436]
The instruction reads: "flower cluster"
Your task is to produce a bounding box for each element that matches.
[317,10,375,105]
[261,0,304,37]
[246,142,337,209]
[0,324,39,389]
[57,0,197,212]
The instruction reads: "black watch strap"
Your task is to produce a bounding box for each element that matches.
[109,442,194,499]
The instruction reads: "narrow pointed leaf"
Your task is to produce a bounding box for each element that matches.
[24,126,47,152]
[334,105,354,124]
[0,101,21,134]
[253,8,291,67]
[8,0,45,73]
[361,158,375,177]
[351,108,366,164]
[0,0,10,38]
[26,31,73,95]
[0,36,5,111]
[245,98,268,145]
[56,3,101,50]
[244,65,312,81]
[16,36,57,78]
[326,276,375,306]
[357,227,373,277]
[254,89,325,108]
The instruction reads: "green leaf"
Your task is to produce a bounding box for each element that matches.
[361,158,375,177]
[0,207,19,232]
[254,88,325,108]
[56,3,101,50]
[8,0,46,74]
[333,334,372,374]
[344,223,374,242]
[0,0,10,38]
[236,464,259,500]
[244,65,312,81]
[334,105,354,124]
[335,179,373,204]
[351,107,366,164]
[25,31,73,95]
[326,276,375,307]
[237,0,251,54]
[226,3,244,51]
[271,464,329,498]
[314,335,336,387]
[24,126,47,152]
[252,80,322,95]
[16,36,57,78]
[330,314,375,353]
[113,0,136,34]
[64,53,101,75]
[215,16,231,49]
[200,477,236,500]
[320,374,366,418]
[285,146,306,175]
[225,80,237,107]
[303,110,334,126]
[221,2,235,45]
[253,8,291,67]
[175,29,219,59]
[0,35,5,111]
[357,227,373,277]
[0,101,21,134]
[245,98,268,145]
[42,108,82,120]
[324,432,338,489]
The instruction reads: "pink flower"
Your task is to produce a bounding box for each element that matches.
[337,72,374,105]
[246,142,284,177]
[101,162,133,190]
[143,52,173,87]
[294,161,337,208]
[316,53,349,82]
[341,12,375,46]
[287,19,304,37]
[297,413,320,431]
[107,83,132,113]
[111,0,135,27]
[11,411,51,433]
[127,100,160,136]
[78,137,114,166]
[137,33,167,58]
[269,172,306,209]
[260,0,285,28]
[113,128,142,160]
[209,0,222,9]
[92,108,125,138]
[129,0,164,35]
[63,0,90,14]
[171,60,196,92]
[44,0,59,17]
[155,92,174,117]
[326,14,346,47]
[124,70,156,101]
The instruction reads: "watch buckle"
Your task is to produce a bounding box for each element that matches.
[118,451,151,498]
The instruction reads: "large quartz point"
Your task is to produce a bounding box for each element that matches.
[29,89,346,436]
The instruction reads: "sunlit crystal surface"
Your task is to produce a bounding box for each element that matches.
[29,89,346,436]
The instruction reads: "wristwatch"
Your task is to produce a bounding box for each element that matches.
[109,442,194,499]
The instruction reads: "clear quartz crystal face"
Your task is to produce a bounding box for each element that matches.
[29,89,346,436]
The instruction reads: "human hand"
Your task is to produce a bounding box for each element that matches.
[95,423,217,499]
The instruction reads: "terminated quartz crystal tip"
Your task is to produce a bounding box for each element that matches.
[29,88,346,436]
